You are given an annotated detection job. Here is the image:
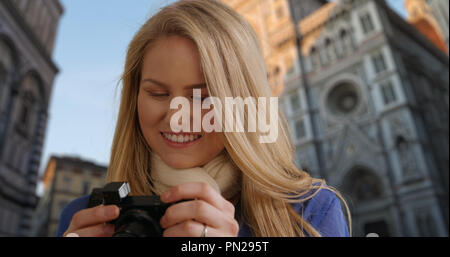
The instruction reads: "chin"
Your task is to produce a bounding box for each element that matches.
[161,154,201,169]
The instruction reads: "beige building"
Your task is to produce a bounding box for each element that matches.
[31,156,107,237]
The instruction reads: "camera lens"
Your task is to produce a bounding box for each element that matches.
[113,209,163,237]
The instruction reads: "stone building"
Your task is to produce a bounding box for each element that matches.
[281,0,449,236]
[221,0,327,96]
[0,0,63,236]
[223,0,449,236]
[31,156,107,237]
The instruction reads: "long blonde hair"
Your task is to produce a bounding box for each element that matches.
[107,0,351,237]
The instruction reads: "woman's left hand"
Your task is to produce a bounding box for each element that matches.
[159,182,240,237]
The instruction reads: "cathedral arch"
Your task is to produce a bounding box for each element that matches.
[341,166,384,203]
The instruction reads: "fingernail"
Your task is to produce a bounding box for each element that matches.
[65,232,79,237]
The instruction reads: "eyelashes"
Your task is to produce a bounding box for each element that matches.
[146,92,170,101]
[149,93,169,97]
[146,91,208,101]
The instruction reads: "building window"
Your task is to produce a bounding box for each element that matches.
[324,38,334,63]
[19,104,30,128]
[82,181,91,195]
[371,52,387,74]
[380,81,397,105]
[16,91,36,136]
[339,29,354,56]
[62,176,72,191]
[360,13,375,34]
[310,47,320,70]
[294,120,306,140]
[290,92,301,112]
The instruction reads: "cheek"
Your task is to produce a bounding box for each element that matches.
[199,110,224,151]
[137,92,165,133]
[204,132,225,152]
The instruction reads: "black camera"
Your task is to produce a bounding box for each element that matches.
[87,182,177,237]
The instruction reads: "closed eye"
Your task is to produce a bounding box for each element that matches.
[146,90,170,99]
[151,93,169,97]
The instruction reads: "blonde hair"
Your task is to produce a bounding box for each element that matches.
[107,0,351,237]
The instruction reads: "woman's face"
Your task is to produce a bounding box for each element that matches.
[137,35,225,169]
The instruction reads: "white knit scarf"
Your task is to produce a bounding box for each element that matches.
[150,151,241,200]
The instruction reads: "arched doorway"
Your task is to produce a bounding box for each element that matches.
[342,166,391,236]
[342,167,383,203]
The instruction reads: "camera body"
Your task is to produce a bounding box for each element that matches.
[87,182,174,237]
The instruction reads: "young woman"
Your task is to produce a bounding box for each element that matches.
[57,0,351,237]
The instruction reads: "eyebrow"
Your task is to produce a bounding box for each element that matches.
[141,78,207,90]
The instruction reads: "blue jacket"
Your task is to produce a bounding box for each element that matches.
[56,187,349,237]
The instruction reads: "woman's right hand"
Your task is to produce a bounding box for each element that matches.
[63,204,120,237]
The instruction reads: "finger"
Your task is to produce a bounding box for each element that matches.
[163,219,220,237]
[160,200,231,229]
[65,223,115,237]
[67,204,119,232]
[161,182,235,218]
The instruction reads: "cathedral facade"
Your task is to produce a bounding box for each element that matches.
[280,0,449,237]
[223,0,449,236]
[0,0,63,236]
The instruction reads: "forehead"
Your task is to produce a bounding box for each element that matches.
[140,35,204,85]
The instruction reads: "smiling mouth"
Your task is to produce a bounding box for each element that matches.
[160,132,202,144]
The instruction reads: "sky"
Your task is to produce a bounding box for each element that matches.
[37,0,407,195]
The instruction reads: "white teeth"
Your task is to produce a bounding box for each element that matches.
[162,133,201,143]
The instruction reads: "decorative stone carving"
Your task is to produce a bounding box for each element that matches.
[396,136,420,179]
[389,117,420,179]
[389,116,412,140]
